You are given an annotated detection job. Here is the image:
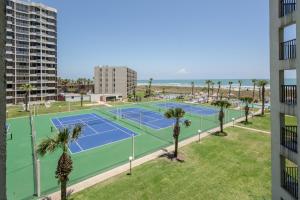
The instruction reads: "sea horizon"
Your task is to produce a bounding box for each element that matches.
[137,79,296,88]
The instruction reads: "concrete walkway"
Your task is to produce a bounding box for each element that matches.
[43,113,253,200]
[235,125,271,134]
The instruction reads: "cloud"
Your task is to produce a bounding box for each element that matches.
[176,68,189,74]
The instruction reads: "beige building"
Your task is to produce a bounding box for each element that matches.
[5,0,57,104]
[94,66,137,99]
[270,0,299,199]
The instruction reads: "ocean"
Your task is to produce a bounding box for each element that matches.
[138,79,296,89]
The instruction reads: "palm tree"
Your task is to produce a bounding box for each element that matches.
[240,97,253,123]
[228,81,233,100]
[238,80,242,99]
[252,79,257,100]
[21,84,33,112]
[217,81,221,100]
[80,91,85,107]
[62,79,69,92]
[191,81,195,96]
[211,100,231,133]
[164,108,191,158]
[211,82,215,96]
[257,80,268,115]
[37,125,83,200]
[145,78,153,97]
[205,80,211,98]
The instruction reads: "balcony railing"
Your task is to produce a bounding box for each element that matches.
[282,167,298,199]
[280,39,296,60]
[281,85,297,104]
[281,126,297,152]
[280,0,296,17]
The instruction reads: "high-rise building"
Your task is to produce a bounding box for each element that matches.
[94,66,137,98]
[270,0,299,199]
[5,0,57,104]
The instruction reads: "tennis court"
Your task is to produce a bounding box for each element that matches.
[52,113,137,154]
[110,107,176,130]
[156,102,218,116]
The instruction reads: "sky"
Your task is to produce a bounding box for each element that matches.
[35,0,271,80]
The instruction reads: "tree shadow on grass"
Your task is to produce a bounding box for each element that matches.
[159,149,185,163]
[240,121,253,125]
[212,131,228,137]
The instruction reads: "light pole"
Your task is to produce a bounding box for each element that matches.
[198,129,202,143]
[232,118,235,128]
[128,156,133,175]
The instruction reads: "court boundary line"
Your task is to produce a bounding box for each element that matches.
[156,102,219,116]
[111,108,174,130]
[55,117,84,153]
[52,113,138,154]
[91,114,135,137]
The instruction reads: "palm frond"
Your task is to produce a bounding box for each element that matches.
[183,119,192,127]
[71,124,83,140]
[37,137,59,156]
[164,109,174,119]
[174,107,185,118]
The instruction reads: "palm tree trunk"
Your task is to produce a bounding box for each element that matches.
[228,86,231,100]
[25,93,28,112]
[207,84,210,98]
[174,136,179,158]
[261,86,265,115]
[245,105,249,123]
[0,1,7,197]
[238,85,241,99]
[173,120,180,158]
[252,84,256,100]
[220,119,223,133]
[61,179,67,200]
[219,109,224,133]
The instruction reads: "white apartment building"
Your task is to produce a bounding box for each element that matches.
[270,0,299,199]
[5,0,57,104]
[94,66,137,99]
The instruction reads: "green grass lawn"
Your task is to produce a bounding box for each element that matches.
[6,102,243,200]
[238,113,297,132]
[7,101,98,118]
[71,127,271,200]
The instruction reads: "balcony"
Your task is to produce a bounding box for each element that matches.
[281,85,297,105]
[280,39,296,60]
[282,167,298,199]
[281,126,297,152]
[280,0,296,17]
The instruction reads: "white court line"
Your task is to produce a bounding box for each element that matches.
[55,117,84,151]
[79,119,101,135]
[91,113,135,137]
[118,108,169,129]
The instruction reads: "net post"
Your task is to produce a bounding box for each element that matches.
[36,159,41,197]
[132,134,135,159]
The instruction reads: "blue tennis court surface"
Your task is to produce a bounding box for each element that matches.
[156,102,218,116]
[110,108,176,130]
[52,113,137,154]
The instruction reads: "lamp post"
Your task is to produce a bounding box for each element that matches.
[198,129,202,142]
[128,156,133,175]
[232,118,235,127]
